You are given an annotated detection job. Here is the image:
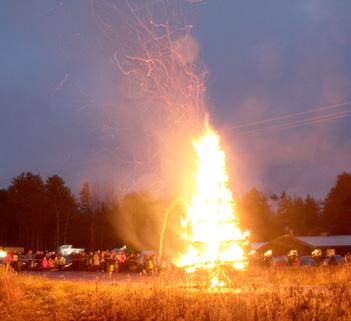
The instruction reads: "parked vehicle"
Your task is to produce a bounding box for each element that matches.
[323,255,344,266]
[299,256,317,266]
[271,256,288,267]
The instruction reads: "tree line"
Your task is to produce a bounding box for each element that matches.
[0,171,350,251]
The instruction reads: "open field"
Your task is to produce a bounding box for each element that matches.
[0,267,350,321]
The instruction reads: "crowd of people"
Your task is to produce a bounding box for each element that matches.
[2,249,351,273]
[0,249,167,274]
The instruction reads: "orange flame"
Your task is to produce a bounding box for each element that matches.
[0,250,7,258]
[173,120,249,286]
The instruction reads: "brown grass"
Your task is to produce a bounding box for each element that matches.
[0,267,350,321]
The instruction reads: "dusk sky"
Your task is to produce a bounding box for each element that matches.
[1,1,350,198]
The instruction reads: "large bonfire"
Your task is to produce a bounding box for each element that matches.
[93,1,249,286]
[173,120,249,287]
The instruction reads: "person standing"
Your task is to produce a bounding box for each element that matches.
[26,250,33,270]
[42,256,49,270]
[93,252,100,271]
[4,251,12,272]
[11,252,18,271]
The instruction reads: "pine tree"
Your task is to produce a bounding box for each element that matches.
[323,172,351,234]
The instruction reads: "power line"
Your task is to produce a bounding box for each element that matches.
[230,100,351,131]
[239,110,351,137]
[226,99,351,137]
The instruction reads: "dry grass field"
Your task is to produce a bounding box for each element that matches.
[0,267,350,321]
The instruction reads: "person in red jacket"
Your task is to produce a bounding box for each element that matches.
[4,251,12,272]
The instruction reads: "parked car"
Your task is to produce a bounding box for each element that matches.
[271,256,288,267]
[322,255,344,266]
[299,256,317,266]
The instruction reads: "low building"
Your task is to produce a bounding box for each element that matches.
[251,234,351,257]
